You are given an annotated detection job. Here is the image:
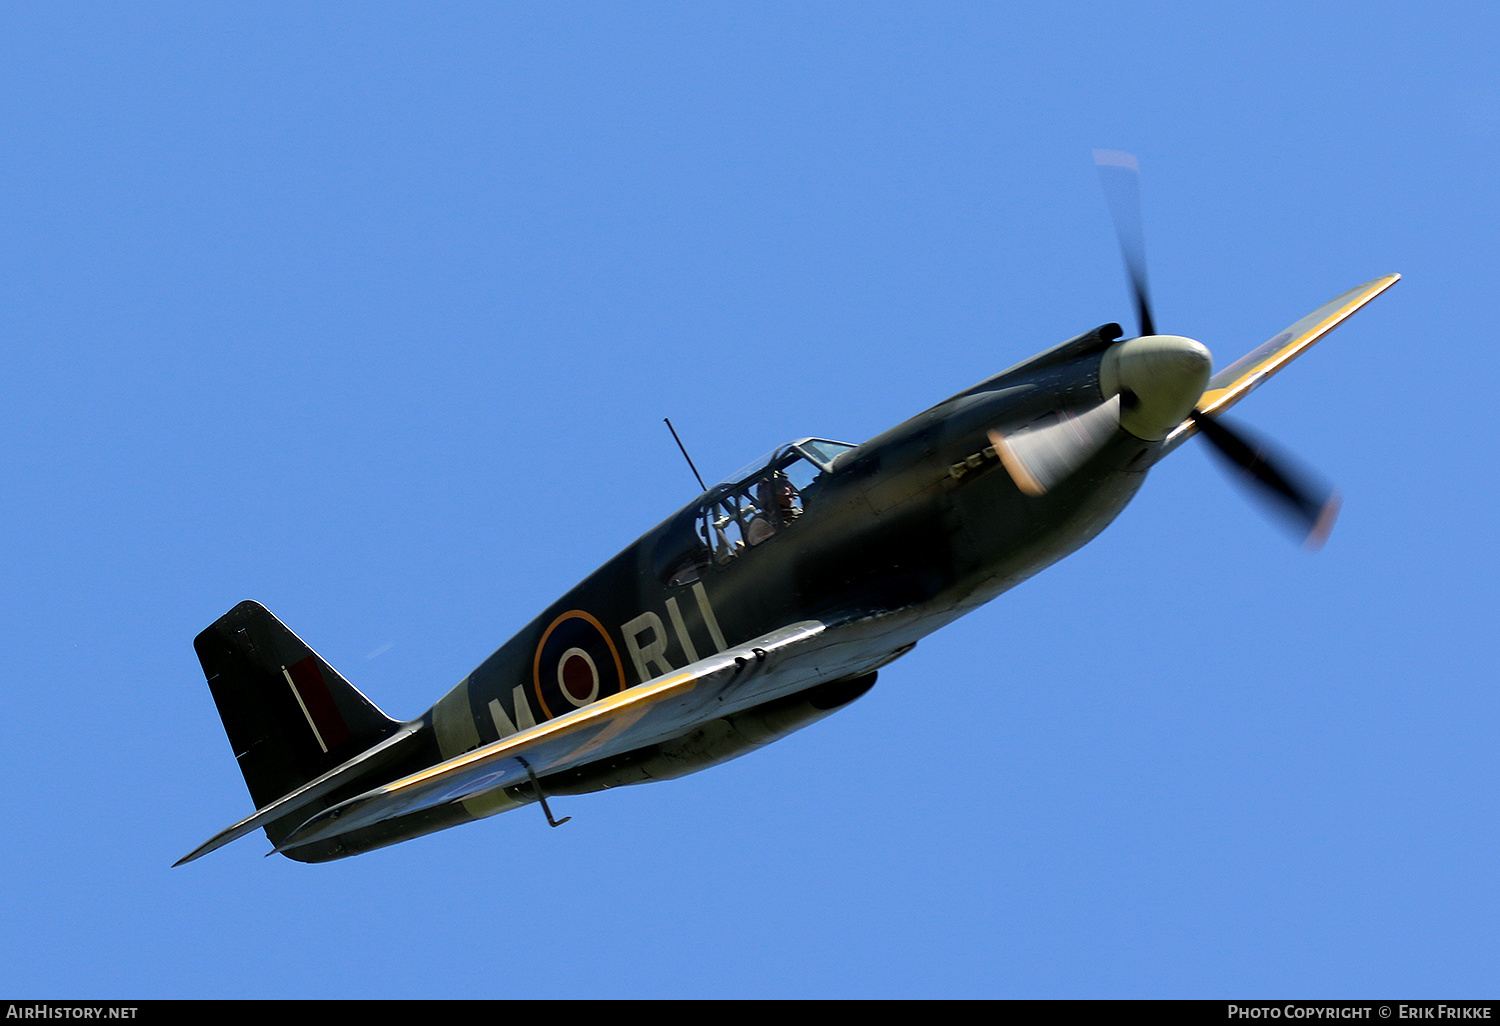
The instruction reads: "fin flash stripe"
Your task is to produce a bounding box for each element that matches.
[282,656,350,754]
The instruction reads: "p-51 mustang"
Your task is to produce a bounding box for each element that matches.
[177,158,1398,864]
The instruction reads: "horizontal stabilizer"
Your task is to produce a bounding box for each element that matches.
[174,723,423,866]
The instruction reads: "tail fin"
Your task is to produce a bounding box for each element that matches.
[194,601,399,812]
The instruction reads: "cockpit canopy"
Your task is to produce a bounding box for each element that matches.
[655,438,857,586]
[714,438,857,491]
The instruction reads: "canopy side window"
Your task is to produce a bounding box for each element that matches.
[684,438,854,570]
[704,451,825,565]
[704,494,749,563]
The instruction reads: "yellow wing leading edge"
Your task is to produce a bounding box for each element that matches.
[1161,274,1400,453]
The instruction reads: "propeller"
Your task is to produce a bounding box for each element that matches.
[989,396,1123,497]
[1092,148,1339,548]
[1094,150,1156,338]
[1187,409,1340,548]
[991,152,1340,549]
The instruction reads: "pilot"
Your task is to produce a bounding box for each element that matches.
[771,473,802,524]
[746,480,776,546]
[747,473,801,545]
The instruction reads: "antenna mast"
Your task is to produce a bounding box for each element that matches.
[664,418,707,492]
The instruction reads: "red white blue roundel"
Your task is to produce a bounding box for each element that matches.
[532,610,626,720]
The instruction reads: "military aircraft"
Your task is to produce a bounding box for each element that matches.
[177,156,1398,864]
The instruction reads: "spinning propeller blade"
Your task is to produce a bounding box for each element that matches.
[1187,410,1341,549]
[995,151,1365,548]
[1094,149,1156,338]
[988,397,1122,496]
[1094,149,1342,546]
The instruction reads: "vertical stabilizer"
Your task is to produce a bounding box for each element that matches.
[194,601,400,814]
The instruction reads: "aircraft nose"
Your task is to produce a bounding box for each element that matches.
[1099,334,1213,440]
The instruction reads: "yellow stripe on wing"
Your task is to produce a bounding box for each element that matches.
[324,619,829,822]
[386,667,703,795]
[1196,274,1400,417]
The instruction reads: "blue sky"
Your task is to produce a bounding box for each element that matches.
[2,3,1495,998]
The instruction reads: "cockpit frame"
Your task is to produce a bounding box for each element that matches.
[655,437,857,586]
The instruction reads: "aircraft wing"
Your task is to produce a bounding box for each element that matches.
[1159,273,1399,454]
[273,617,849,853]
